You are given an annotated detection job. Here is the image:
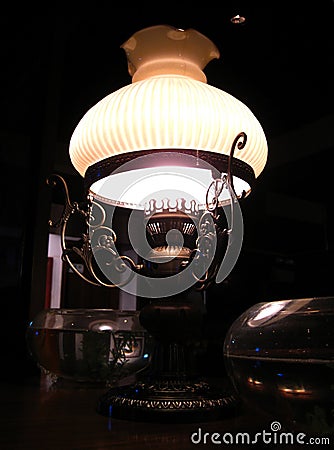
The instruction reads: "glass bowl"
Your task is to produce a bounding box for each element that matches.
[223,297,334,436]
[26,308,153,384]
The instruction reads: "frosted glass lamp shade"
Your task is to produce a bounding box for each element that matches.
[69,25,268,208]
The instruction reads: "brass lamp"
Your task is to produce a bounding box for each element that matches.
[49,24,267,421]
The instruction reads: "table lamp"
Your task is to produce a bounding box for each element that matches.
[48,24,268,421]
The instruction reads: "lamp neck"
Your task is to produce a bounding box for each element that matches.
[121,25,220,83]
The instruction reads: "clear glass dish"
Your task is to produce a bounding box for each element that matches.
[223,297,334,436]
[26,308,152,385]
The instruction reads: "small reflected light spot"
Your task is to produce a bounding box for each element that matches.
[247,302,287,327]
[107,418,112,431]
[123,319,128,323]
[231,14,246,24]
[29,321,33,326]
[247,377,263,386]
[98,325,113,331]
[231,339,235,344]
[277,373,284,377]
[143,353,149,359]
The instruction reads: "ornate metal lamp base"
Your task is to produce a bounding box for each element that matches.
[97,378,238,422]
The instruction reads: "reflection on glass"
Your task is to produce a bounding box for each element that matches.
[224,297,334,436]
[26,309,153,384]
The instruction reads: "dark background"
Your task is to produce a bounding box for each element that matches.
[1,2,334,380]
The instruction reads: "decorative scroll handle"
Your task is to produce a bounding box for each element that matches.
[199,131,247,289]
[227,131,247,194]
[46,174,99,285]
[205,131,247,215]
[46,174,140,288]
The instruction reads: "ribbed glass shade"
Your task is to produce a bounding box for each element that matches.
[69,25,268,209]
[70,75,267,178]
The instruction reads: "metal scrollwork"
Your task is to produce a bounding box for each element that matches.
[47,131,246,292]
[47,174,140,288]
[98,379,237,414]
[205,131,247,217]
[197,131,247,289]
[47,173,85,228]
[189,211,217,285]
[205,177,225,218]
[205,175,227,219]
[228,131,247,193]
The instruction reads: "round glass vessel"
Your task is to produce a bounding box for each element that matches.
[224,297,334,436]
[26,309,152,384]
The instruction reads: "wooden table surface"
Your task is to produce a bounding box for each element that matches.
[0,374,300,449]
